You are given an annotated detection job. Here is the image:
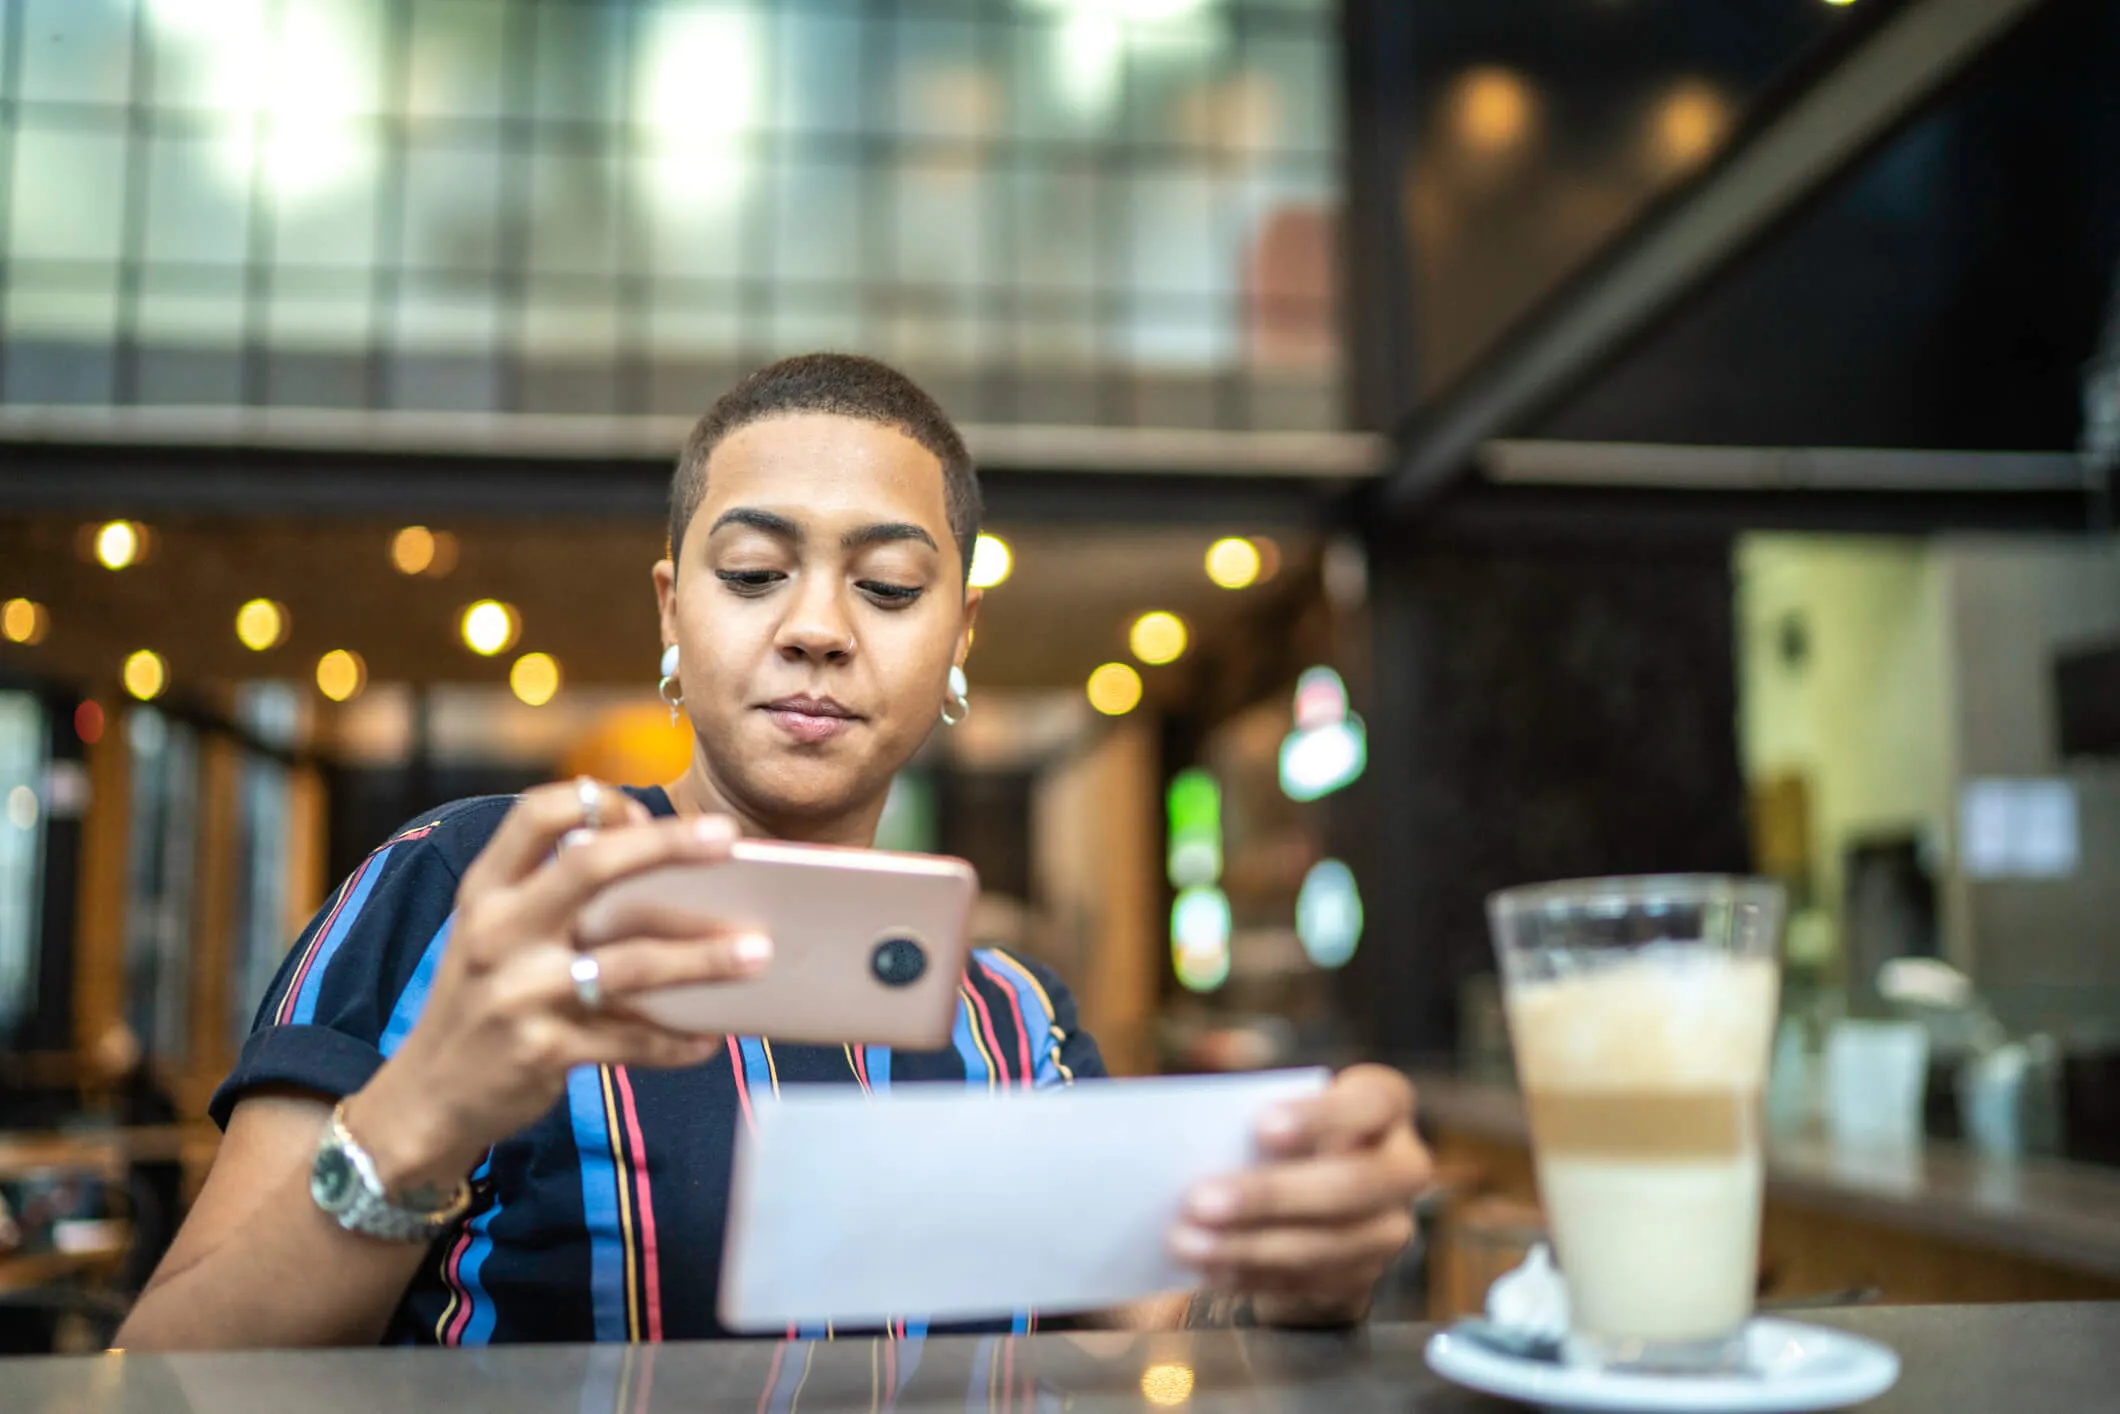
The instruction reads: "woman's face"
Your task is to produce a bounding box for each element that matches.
[653,412,978,835]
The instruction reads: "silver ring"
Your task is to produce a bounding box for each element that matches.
[575,776,604,831]
[570,953,603,1012]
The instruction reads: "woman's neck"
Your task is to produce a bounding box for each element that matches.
[661,757,886,848]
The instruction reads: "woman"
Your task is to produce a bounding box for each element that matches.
[118,354,1431,1348]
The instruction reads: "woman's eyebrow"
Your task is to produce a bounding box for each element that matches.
[842,521,938,553]
[709,507,803,543]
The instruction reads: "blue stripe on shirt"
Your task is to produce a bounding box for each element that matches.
[950,993,992,1090]
[566,1066,628,1342]
[973,950,1063,1089]
[379,915,452,1057]
[290,844,395,1024]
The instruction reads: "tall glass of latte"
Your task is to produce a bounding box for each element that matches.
[1487,875,1784,1374]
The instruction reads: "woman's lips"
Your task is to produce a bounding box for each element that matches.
[761,700,860,744]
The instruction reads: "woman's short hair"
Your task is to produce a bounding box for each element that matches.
[669,353,982,577]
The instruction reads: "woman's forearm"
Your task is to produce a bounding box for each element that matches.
[116,1101,436,1351]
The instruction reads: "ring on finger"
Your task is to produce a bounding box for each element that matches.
[570,953,604,1012]
[575,776,605,831]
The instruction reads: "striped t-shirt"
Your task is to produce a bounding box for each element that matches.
[210,786,1106,1345]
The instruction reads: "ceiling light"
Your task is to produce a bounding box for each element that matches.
[122,649,167,701]
[234,598,289,652]
[391,526,435,575]
[315,649,366,703]
[95,521,143,571]
[1452,67,1536,157]
[1204,537,1261,590]
[509,651,561,707]
[968,533,1013,589]
[1086,661,1143,716]
[1129,611,1188,666]
[1,597,48,645]
[461,600,520,657]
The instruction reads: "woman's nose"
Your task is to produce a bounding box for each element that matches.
[777,581,855,662]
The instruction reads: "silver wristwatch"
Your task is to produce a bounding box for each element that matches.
[310,1100,472,1243]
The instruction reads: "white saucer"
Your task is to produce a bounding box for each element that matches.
[1424,1317,1900,1412]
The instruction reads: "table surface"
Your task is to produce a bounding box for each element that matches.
[1411,1072,2120,1280]
[5,1305,2119,1413]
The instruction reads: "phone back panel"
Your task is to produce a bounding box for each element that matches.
[575,840,978,1049]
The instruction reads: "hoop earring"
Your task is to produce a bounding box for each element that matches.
[941,663,969,727]
[658,644,684,725]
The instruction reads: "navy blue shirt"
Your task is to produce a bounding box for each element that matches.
[211,787,1106,1345]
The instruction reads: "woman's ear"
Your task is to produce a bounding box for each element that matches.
[653,558,679,649]
[956,585,983,667]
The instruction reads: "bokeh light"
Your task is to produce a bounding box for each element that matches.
[461,600,520,657]
[122,649,167,701]
[6,785,38,832]
[1087,662,1143,716]
[1452,67,1535,157]
[2,597,48,645]
[1204,537,1261,590]
[316,649,366,702]
[1129,611,1188,666]
[234,598,289,652]
[510,651,561,707]
[95,520,143,571]
[1140,1363,1196,1407]
[968,533,1013,589]
[391,525,436,575]
[73,700,104,744]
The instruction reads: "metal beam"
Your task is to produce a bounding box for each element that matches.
[1381,0,2050,513]
[0,403,1383,480]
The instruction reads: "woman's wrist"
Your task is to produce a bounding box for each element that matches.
[340,1073,485,1200]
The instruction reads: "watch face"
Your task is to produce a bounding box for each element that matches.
[312,1146,358,1211]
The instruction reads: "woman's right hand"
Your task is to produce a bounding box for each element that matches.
[341,781,769,1193]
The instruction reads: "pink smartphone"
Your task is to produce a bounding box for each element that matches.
[572,839,979,1049]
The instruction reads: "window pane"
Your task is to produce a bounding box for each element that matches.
[1125,168,1227,299]
[768,294,862,357]
[533,1,625,124]
[11,126,127,262]
[1010,162,1104,294]
[402,142,504,272]
[527,148,622,276]
[1008,13,1121,141]
[635,155,751,282]
[6,281,118,339]
[772,157,862,285]
[648,298,741,359]
[137,279,246,347]
[144,132,252,266]
[267,129,385,270]
[408,0,509,123]
[892,156,991,291]
[18,0,132,104]
[773,11,864,135]
[145,0,384,117]
[1246,34,1334,155]
[892,20,995,141]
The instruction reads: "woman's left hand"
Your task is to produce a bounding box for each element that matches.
[1169,1065,1433,1327]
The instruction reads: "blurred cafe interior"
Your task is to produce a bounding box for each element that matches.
[2,0,2120,1360]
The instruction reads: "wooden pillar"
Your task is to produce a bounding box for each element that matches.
[284,763,329,930]
[180,735,240,1117]
[73,705,130,1058]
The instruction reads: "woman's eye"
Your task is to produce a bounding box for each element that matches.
[716,569,784,594]
[858,581,923,606]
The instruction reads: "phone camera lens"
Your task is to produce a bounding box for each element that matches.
[870,936,928,988]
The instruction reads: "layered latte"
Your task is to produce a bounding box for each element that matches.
[1507,952,1779,1348]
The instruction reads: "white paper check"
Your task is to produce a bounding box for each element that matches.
[719,1068,1330,1330]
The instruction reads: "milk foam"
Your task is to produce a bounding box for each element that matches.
[1506,950,1778,1090]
